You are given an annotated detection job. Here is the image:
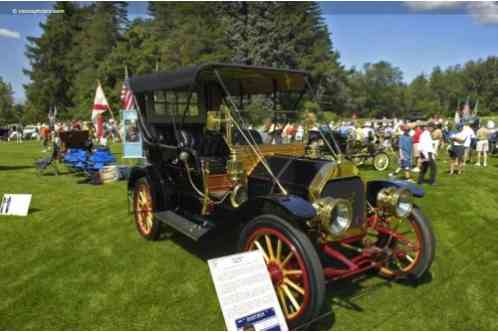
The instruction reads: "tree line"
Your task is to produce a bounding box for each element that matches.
[1,2,497,125]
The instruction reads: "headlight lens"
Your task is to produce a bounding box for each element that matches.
[313,197,352,236]
[329,200,352,235]
[377,187,413,218]
[395,189,413,218]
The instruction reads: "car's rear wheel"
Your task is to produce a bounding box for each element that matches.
[238,215,325,329]
[133,177,160,240]
[373,152,390,171]
[376,207,435,280]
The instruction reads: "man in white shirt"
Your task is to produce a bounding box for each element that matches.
[461,122,475,164]
[417,122,437,185]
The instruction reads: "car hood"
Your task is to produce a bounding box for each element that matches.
[247,155,360,200]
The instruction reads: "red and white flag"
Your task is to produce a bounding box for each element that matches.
[91,82,110,121]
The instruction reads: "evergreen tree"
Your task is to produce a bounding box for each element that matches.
[0,76,15,125]
[70,2,128,119]
[24,2,82,119]
[148,3,229,70]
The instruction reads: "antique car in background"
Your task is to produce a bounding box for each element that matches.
[310,126,391,171]
[127,63,436,328]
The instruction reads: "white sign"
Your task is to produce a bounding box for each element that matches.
[208,250,288,332]
[0,194,32,216]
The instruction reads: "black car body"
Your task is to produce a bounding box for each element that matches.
[127,63,435,328]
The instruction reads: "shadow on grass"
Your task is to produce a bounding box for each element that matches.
[158,224,434,331]
[161,223,239,261]
[0,165,34,171]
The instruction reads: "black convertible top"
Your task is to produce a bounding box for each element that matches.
[128,63,311,95]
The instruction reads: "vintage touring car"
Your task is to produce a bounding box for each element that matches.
[127,63,436,328]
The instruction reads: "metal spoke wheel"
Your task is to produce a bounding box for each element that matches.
[374,207,435,280]
[239,215,325,328]
[133,177,160,240]
[373,152,390,171]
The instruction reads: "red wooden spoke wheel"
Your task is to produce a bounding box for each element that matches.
[374,207,436,280]
[239,215,325,328]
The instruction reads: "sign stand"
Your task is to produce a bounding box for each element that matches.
[0,194,32,216]
[208,250,288,331]
[122,109,144,159]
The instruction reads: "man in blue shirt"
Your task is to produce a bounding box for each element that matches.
[398,125,414,181]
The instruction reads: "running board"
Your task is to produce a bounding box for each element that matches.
[155,211,213,241]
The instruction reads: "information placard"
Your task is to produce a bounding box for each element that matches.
[0,194,32,216]
[122,109,144,159]
[208,250,288,331]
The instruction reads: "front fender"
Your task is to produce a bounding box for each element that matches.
[128,165,169,212]
[366,180,425,206]
[239,194,316,223]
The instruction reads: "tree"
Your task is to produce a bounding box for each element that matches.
[70,2,128,119]
[0,76,15,125]
[221,2,350,114]
[405,74,442,116]
[348,61,405,118]
[24,2,83,119]
[148,3,229,70]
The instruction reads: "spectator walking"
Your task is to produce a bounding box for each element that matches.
[411,122,423,173]
[475,124,489,167]
[449,124,466,175]
[390,124,413,181]
[462,121,475,164]
[40,125,50,152]
[432,123,443,156]
[418,123,437,185]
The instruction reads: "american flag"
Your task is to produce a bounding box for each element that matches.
[120,81,134,111]
[121,66,134,111]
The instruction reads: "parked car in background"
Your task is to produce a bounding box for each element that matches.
[23,125,39,140]
[0,127,9,141]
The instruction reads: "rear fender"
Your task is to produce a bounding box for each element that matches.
[366,180,425,206]
[239,194,316,224]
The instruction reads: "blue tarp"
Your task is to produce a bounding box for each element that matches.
[64,147,116,172]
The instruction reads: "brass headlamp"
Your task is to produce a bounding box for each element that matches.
[376,187,413,218]
[313,197,353,236]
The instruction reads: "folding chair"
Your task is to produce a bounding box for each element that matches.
[35,142,60,176]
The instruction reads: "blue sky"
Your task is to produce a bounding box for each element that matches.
[0,1,497,103]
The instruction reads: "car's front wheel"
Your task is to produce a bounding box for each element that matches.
[376,207,435,280]
[238,215,325,329]
[132,177,161,240]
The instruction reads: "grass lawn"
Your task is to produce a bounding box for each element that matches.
[1,141,497,330]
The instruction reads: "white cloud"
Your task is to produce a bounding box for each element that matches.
[468,2,498,24]
[404,1,498,25]
[404,1,463,11]
[0,28,20,39]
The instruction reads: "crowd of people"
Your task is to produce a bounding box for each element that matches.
[255,115,497,186]
[6,119,123,151]
[4,111,497,188]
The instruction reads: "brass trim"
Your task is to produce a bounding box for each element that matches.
[308,162,338,202]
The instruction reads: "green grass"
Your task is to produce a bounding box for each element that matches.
[1,141,497,330]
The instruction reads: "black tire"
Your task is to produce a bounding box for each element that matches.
[378,207,436,280]
[132,177,161,241]
[238,215,325,329]
[373,152,390,171]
